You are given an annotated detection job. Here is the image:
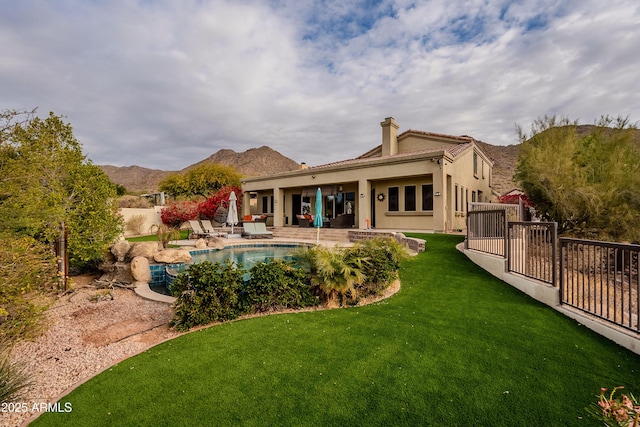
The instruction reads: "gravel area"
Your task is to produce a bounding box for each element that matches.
[4,281,178,427]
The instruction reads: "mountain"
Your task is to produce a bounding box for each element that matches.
[100,146,301,193]
[476,140,521,196]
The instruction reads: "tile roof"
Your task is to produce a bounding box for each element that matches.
[308,142,473,170]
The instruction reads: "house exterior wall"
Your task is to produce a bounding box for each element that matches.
[240,119,493,232]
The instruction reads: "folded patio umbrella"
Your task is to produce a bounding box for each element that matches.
[313,187,323,244]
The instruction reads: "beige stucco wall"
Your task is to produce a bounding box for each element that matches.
[241,141,493,232]
[120,207,163,237]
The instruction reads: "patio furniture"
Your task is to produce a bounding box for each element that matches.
[189,220,214,239]
[330,213,355,229]
[201,219,228,237]
[242,222,273,239]
[296,214,313,227]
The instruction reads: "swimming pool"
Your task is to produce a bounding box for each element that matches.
[150,244,305,296]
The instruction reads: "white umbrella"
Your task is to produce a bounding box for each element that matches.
[227,191,239,234]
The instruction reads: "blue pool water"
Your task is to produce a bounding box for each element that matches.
[150,244,304,296]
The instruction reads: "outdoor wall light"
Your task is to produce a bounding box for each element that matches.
[360,193,365,198]
[312,175,316,179]
[435,192,441,196]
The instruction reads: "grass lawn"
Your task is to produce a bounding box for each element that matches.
[34,234,640,426]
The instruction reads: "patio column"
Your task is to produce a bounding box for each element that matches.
[273,187,284,227]
[357,178,371,229]
[432,164,446,232]
[242,191,251,217]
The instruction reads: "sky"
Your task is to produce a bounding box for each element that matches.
[1,0,639,170]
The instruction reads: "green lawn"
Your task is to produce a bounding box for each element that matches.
[34,234,640,426]
[125,230,190,243]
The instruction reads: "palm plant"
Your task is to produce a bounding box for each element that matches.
[299,246,367,306]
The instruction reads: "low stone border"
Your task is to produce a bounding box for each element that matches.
[348,230,426,252]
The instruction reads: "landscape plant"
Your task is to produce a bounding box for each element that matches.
[243,259,318,312]
[158,163,242,199]
[0,338,32,404]
[296,245,367,305]
[198,185,243,221]
[587,386,640,426]
[159,200,199,228]
[348,237,408,299]
[169,260,245,331]
[0,110,123,270]
[515,114,640,242]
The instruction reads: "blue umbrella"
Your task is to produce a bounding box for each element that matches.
[313,187,323,244]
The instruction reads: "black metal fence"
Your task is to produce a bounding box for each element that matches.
[466,210,507,257]
[560,238,640,334]
[507,222,558,285]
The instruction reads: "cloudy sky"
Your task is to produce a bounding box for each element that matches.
[1,0,639,170]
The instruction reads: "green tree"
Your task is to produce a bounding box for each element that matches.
[0,111,124,269]
[515,115,640,242]
[159,163,242,199]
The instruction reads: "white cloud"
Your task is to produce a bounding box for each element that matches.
[1,0,639,170]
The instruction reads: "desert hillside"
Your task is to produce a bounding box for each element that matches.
[100,146,301,193]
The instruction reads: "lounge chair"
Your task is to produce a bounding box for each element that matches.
[201,219,227,237]
[242,222,273,239]
[189,220,213,239]
[253,222,273,238]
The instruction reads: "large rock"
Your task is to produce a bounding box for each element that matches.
[195,238,207,249]
[130,256,152,282]
[111,240,131,262]
[128,242,161,260]
[154,249,193,264]
[208,237,226,250]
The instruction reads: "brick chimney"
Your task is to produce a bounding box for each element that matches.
[381,117,399,156]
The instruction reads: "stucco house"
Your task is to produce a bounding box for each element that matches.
[240,117,493,232]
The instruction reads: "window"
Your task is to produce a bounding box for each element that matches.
[262,196,268,213]
[473,152,478,177]
[465,189,469,212]
[421,184,433,210]
[472,191,476,202]
[388,187,399,211]
[405,186,416,211]
[455,184,459,211]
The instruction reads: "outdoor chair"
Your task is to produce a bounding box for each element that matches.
[241,222,273,239]
[201,219,227,237]
[188,220,213,239]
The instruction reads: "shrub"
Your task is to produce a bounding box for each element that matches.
[0,338,32,404]
[198,185,243,220]
[170,260,245,331]
[0,234,57,342]
[125,214,147,235]
[296,246,366,305]
[118,195,152,208]
[160,201,199,228]
[244,260,318,312]
[348,237,408,298]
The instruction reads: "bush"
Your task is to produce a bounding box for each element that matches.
[348,237,408,298]
[170,260,245,331]
[160,201,199,228]
[118,195,152,208]
[125,214,147,235]
[0,234,57,342]
[0,338,32,404]
[244,260,318,312]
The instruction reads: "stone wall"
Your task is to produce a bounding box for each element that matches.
[348,230,426,253]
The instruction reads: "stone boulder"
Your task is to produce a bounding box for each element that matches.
[130,256,152,282]
[208,237,226,250]
[128,242,160,260]
[195,238,207,249]
[154,249,193,264]
[111,240,131,262]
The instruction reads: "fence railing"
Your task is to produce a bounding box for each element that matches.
[507,222,558,286]
[560,238,639,334]
[466,210,507,257]
[468,201,523,222]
